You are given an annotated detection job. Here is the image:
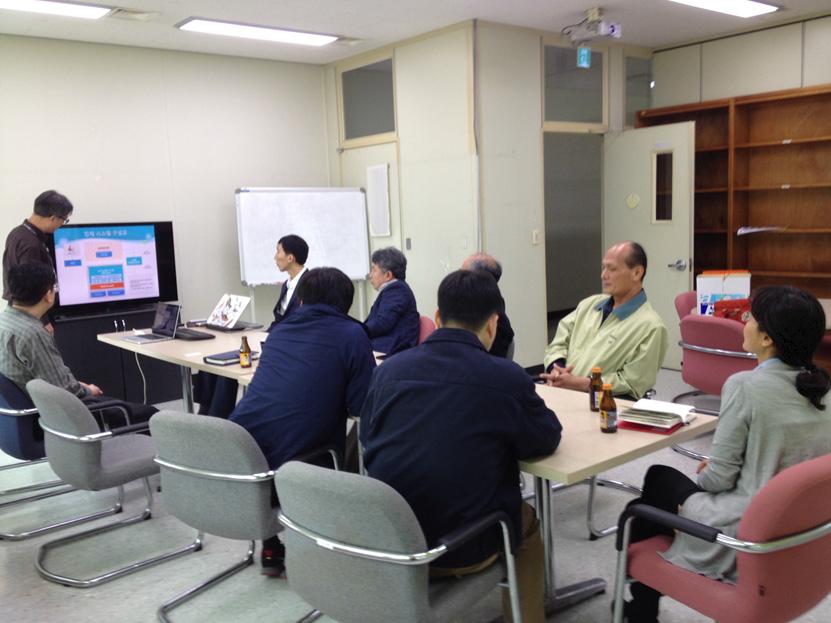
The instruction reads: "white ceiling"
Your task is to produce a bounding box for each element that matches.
[0,0,829,64]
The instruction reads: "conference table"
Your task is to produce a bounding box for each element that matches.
[522,384,718,612]
[98,330,718,613]
[97,327,268,411]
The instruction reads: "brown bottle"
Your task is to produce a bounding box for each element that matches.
[589,366,603,412]
[599,383,617,433]
[239,336,252,368]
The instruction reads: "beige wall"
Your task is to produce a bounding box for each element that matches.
[328,26,476,328]
[653,16,831,107]
[395,26,477,323]
[475,22,547,366]
[805,16,831,86]
[0,35,329,322]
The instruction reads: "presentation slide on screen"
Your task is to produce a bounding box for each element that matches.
[53,225,160,306]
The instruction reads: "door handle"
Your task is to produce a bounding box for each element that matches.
[667,258,687,271]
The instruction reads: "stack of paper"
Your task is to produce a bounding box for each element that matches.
[620,399,697,429]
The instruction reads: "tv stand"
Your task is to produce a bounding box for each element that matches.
[54,307,181,404]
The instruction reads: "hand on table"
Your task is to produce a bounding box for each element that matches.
[539,365,591,392]
[81,382,103,397]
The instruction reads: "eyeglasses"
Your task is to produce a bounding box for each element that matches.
[52,215,70,225]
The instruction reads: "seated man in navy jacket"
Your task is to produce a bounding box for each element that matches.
[360,270,562,623]
[364,246,420,354]
[230,267,375,575]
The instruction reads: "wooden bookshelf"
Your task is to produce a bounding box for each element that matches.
[638,84,831,299]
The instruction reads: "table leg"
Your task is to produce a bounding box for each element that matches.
[180,366,195,414]
[535,476,607,614]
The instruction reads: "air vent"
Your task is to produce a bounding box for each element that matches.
[107,8,159,22]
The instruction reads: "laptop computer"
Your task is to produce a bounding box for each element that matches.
[205,294,263,332]
[121,303,180,344]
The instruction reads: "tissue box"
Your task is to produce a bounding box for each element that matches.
[696,271,751,316]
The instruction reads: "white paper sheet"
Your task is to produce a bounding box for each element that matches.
[367,164,390,237]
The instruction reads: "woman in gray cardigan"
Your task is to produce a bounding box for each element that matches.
[620,286,831,623]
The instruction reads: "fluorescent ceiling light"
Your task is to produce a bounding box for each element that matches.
[667,0,779,18]
[178,18,338,47]
[0,0,111,19]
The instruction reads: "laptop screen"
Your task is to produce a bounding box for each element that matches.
[152,303,180,336]
[207,294,250,328]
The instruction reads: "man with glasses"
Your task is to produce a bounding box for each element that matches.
[364,246,420,354]
[3,190,74,334]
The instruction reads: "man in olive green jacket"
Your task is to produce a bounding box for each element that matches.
[541,242,668,399]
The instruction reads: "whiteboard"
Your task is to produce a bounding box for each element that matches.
[235,187,370,285]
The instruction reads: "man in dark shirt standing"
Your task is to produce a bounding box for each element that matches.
[361,270,562,623]
[364,246,420,354]
[462,252,515,359]
[230,267,375,575]
[3,190,74,334]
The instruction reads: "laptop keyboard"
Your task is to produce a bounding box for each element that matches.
[176,327,215,340]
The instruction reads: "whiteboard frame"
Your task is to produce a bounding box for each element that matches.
[235,187,370,287]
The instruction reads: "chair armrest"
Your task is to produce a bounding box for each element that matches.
[0,406,39,417]
[40,420,149,443]
[107,422,150,436]
[81,398,132,427]
[678,341,757,360]
[436,511,518,556]
[290,445,342,470]
[616,503,722,551]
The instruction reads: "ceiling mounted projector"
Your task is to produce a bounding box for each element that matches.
[562,7,622,46]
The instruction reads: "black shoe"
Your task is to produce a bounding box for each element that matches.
[611,599,659,623]
[261,540,286,577]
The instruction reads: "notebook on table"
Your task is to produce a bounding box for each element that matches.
[203,350,260,366]
[618,399,697,435]
[120,303,180,344]
[205,294,263,331]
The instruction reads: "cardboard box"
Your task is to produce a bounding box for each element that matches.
[696,271,751,315]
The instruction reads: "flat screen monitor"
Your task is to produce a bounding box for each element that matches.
[50,221,178,317]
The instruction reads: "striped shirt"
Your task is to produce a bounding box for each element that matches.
[0,306,83,396]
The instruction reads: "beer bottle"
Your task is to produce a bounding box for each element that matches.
[599,383,617,433]
[589,366,603,412]
[239,336,252,368]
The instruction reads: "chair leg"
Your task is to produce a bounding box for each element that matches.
[586,477,642,540]
[611,518,635,623]
[0,457,70,499]
[548,479,616,539]
[294,610,324,623]
[0,481,75,511]
[671,443,710,461]
[499,519,523,623]
[0,482,116,542]
[672,389,704,404]
[36,478,202,587]
[157,538,253,623]
[546,477,642,540]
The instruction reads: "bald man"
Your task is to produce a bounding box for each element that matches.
[461,253,515,359]
[540,242,668,399]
